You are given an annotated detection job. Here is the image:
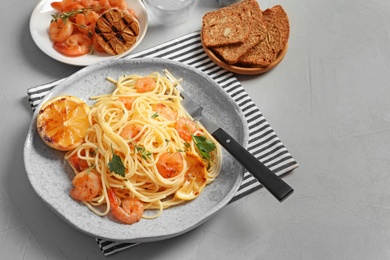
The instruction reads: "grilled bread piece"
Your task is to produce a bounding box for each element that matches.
[95,9,139,55]
[238,5,289,67]
[211,0,266,64]
[201,0,258,47]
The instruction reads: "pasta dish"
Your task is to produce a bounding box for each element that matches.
[65,72,222,224]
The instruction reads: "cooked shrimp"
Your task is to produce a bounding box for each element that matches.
[107,188,144,224]
[120,124,141,141]
[70,170,102,201]
[75,10,99,35]
[174,117,200,142]
[53,33,92,57]
[81,0,104,9]
[68,152,89,172]
[108,0,127,10]
[96,0,111,11]
[117,96,136,110]
[49,19,74,42]
[152,103,178,121]
[61,0,84,12]
[135,77,156,93]
[92,33,106,53]
[51,1,63,12]
[157,152,184,178]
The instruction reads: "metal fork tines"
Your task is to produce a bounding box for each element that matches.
[163,69,204,120]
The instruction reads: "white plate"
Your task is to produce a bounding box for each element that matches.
[29,0,148,66]
[24,58,247,243]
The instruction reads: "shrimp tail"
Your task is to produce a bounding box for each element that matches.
[107,188,144,224]
[107,187,119,207]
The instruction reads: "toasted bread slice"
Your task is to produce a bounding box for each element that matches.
[201,0,258,47]
[238,5,290,67]
[211,1,266,64]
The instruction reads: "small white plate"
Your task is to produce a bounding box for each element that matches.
[29,0,148,66]
[24,58,247,243]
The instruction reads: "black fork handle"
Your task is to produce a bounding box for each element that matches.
[211,128,294,202]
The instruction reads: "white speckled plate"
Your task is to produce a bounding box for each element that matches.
[24,58,247,243]
[29,0,148,66]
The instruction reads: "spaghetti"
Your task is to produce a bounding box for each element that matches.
[65,72,222,224]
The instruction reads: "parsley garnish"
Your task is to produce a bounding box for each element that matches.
[151,112,159,118]
[135,145,152,160]
[108,146,125,177]
[191,134,216,161]
[51,9,85,23]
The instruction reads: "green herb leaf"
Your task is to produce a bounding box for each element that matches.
[151,112,159,118]
[135,145,152,160]
[191,134,216,161]
[51,9,85,23]
[108,146,125,177]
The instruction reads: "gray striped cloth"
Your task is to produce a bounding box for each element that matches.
[27,31,298,256]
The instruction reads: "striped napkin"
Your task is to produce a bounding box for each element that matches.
[27,31,298,256]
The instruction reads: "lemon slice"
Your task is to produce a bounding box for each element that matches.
[175,152,207,201]
[37,95,90,151]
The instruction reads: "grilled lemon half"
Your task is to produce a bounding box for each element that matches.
[95,9,140,55]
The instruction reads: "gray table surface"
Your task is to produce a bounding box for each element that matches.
[2,0,390,259]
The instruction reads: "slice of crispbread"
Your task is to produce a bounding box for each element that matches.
[238,5,290,67]
[211,1,266,64]
[201,0,258,47]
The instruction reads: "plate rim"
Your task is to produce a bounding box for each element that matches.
[24,58,248,243]
[29,0,149,66]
